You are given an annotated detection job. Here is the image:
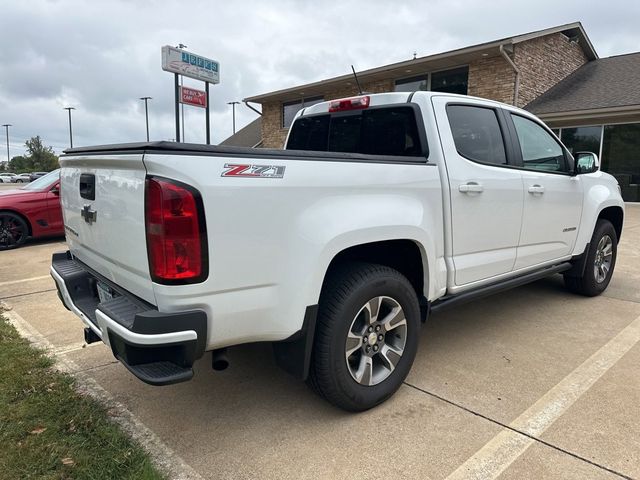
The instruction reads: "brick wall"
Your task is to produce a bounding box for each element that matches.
[468,56,516,104]
[515,33,588,107]
[261,101,286,149]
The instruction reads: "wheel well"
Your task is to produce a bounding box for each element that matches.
[598,206,623,242]
[275,240,427,382]
[326,240,425,299]
[0,209,32,236]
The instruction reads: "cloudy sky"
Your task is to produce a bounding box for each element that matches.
[0,0,639,161]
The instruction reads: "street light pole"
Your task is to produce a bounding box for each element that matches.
[1,124,10,165]
[227,101,240,134]
[64,107,75,148]
[139,97,152,142]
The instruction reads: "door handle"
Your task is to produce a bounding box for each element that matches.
[459,182,484,193]
[528,184,545,194]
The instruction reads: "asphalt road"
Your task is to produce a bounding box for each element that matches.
[1,202,639,480]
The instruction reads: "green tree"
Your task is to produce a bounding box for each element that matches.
[8,137,60,172]
[8,155,30,172]
[24,136,59,171]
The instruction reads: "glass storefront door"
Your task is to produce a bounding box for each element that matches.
[560,126,602,156]
[556,123,640,202]
[602,123,640,202]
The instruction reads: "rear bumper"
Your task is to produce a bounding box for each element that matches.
[50,251,207,385]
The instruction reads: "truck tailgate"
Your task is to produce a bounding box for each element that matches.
[59,154,155,304]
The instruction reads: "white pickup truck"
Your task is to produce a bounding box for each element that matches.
[51,91,624,411]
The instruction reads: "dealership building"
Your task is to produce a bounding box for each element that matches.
[227,22,640,201]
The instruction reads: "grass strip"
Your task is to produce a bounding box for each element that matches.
[0,314,165,480]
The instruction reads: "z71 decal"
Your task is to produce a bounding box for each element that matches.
[221,163,286,178]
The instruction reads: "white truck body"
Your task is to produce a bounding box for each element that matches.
[52,91,624,409]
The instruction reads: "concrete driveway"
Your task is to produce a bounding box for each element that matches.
[1,203,639,480]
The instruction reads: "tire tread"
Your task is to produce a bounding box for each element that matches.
[308,262,418,411]
[563,219,617,297]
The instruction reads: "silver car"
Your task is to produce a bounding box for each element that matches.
[12,173,31,183]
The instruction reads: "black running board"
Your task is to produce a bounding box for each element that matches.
[119,359,193,386]
[431,262,572,314]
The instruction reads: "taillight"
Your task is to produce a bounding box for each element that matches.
[145,177,207,284]
[328,95,370,112]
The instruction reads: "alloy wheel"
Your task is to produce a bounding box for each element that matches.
[594,234,613,284]
[345,296,408,386]
[0,215,26,249]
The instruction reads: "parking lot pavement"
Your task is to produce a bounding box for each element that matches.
[1,205,639,480]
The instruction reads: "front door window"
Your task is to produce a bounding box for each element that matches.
[511,115,568,173]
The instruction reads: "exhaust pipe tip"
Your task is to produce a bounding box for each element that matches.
[212,348,229,371]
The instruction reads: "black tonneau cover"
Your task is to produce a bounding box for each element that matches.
[62,141,427,165]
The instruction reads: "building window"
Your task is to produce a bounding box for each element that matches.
[560,126,602,156]
[554,123,640,201]
[395,75,428,92]
[282,96,323,128]
[601,123,640,202]
[394,66,468,95]
[431,67,469,95]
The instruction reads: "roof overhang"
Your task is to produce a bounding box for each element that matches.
[244,22,597,105]
[536,104,640,127]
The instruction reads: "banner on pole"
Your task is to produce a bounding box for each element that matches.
[180,86,207,108]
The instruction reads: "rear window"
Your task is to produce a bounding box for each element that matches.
[286,106,425,157]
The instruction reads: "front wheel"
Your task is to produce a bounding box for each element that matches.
[0,212,29,250]
[16,179,23,183]
[564,219,618,296]
[308,263,420,411]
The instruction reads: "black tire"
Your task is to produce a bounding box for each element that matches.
[564,219,618,296]
[0,212,29,250]
[16,179,23,183]
[307,262,420,411]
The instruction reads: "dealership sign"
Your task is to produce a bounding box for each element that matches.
[180,86,207,108]
[161,46,220,84]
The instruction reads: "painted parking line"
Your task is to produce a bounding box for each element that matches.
[1,303,205,480]
[445,313,640,480]
[0,275,51,287]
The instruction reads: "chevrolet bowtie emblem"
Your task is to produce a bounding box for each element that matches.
[81,205,97,225]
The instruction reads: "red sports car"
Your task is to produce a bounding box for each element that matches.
[0,169,63,250]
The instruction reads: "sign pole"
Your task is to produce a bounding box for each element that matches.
[174,73,181,142]
[205,82,211,145]
[162,46,219,145]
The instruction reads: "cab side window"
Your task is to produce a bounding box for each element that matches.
[447,105,507,165]
[511,114,567,173]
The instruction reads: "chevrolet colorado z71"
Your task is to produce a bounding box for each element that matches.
[51,92,624,411]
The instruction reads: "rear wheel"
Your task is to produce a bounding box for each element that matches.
[308,263,420,411]
[0,212,29,250]
[16,179,23,183]
[564,219,617,296]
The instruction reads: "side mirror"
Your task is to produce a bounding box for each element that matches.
[574,152,599,175]
[50,184,60,195]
